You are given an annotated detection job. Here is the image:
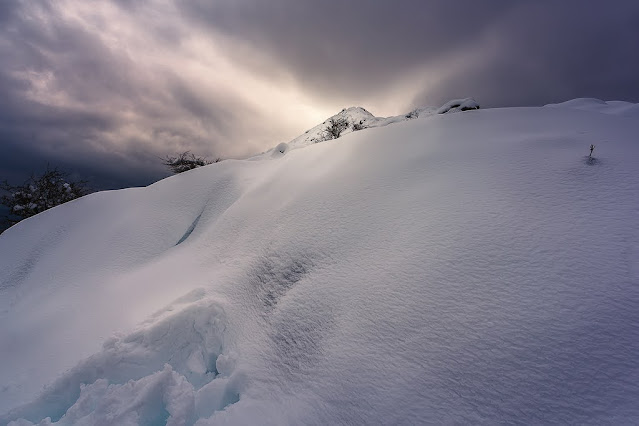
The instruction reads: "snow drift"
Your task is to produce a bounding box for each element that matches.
[1,98,639,425]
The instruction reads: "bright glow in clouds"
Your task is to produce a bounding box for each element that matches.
[1,0,638,189]
[14,0,337,159]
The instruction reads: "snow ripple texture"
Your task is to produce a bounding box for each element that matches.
[1,99,639,425]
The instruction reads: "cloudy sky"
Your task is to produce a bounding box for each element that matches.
[1,0,638,189]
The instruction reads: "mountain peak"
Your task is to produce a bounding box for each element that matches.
[264,98,480,156]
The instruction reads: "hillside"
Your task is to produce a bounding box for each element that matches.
[1,99,638,425]
[254,97,479,155]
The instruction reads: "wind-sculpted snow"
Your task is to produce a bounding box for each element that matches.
[4,294,242,425]
[1,100,639,424]
[545,98,639,117]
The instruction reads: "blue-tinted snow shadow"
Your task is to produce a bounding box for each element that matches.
[583,156,602,166]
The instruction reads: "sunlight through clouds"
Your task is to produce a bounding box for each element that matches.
[0,0,638,189]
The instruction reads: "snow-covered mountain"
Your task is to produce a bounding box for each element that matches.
[1,98,638,425]
[256,97,479,155]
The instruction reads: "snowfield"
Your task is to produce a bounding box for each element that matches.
[1,99,638,425]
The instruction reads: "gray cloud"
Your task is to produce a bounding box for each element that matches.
[0,1,272,189]
[179,0,516,102]
[1,0,638,191]
[177,0,639,108]
[412,2,639,107]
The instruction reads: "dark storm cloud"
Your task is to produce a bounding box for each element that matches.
[178,0,639,108]
[0,6,160,187]
[1,0,639,192]
[0,1,263,190]
[180,0,515,101]
[412,2,639,108]
[0,1,18,25]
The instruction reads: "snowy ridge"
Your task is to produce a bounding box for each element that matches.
[545,97,639,117]
[257,97,479,156]
[1,99,639,424]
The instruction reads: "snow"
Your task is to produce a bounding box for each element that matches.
[1,99,639,424]
[435,97,480,114]
[271,143,289,158]
[545,97,639,117]
[257,98,479,157]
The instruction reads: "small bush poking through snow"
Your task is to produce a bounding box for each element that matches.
[163,151,220,174]
[405,109,419,119]
[352,120,366,131]
[321,117,350,141]
[0,167,90,229]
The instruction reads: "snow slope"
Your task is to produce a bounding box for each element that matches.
[545,97,639,117]
[256,97,479,154]
[1,100,638,425]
